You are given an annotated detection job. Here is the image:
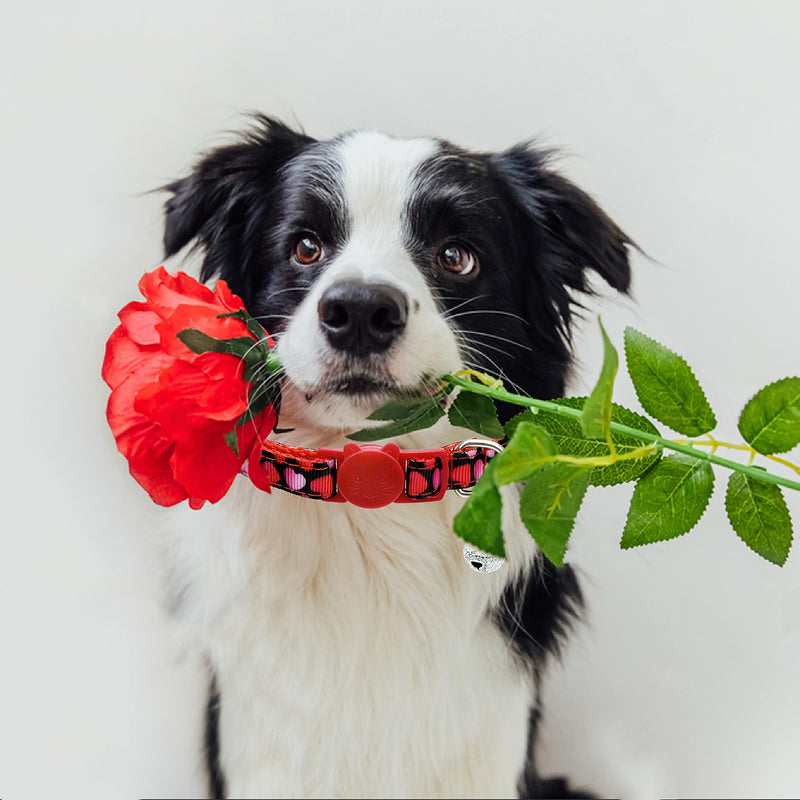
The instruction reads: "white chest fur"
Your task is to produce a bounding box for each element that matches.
[165,425,538,798]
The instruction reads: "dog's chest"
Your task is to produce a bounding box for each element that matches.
[168,478,533,797]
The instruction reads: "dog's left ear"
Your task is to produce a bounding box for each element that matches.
[162,115,315,300]
[490,144,633,300]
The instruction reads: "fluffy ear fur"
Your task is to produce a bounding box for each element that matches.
[490,144,633,341]
[163,115,313,299]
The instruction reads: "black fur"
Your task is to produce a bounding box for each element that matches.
[493,556,585,674]
[204,674,225,799]
[164,115,315,303]
[163,116,632,799]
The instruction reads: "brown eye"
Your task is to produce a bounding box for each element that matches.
[293,235,323,265]
[437,243,477,276]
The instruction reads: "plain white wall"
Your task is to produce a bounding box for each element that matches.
[2,2,799,798]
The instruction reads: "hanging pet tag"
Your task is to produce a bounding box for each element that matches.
[463,543,505,573]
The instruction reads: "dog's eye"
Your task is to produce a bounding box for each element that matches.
[437,243,477,276]
[293,235,323,266]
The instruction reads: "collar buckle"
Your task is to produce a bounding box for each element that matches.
[319,443,406,508]
[317,442,450,508]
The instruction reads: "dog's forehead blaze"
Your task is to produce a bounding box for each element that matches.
[334,131,439,249]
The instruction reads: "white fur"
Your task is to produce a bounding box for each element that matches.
[165,132,542,797]
[167,424,539,798]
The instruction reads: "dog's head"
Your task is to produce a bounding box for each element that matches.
[163,115,632,434]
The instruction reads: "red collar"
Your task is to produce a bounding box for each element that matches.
[244,438,503,508]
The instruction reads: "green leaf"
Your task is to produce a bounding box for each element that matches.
[349,385,452,441]
[448,391,504,438]
[505,399,661,486]
[503,409,538,438]
[725,471,793,566]
[243,348,281,379]
[621,453,714,548]
[242,359,272,384]
[348,402,445,442]
[580,319,618,441]
[624,327,717,436]
[367,395,442,422]
[492,422,557,485]
[223,428,240,457]
[176,328,226,354]
[519,463,590,566]
[453,458,505,557]
[224,337,265,359]
[177,329,259,360]
[738,377,800,455]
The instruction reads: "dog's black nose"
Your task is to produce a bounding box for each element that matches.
[318,281,408,356]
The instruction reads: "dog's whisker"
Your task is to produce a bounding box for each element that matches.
[248,369,285,400]
[456,340,525,395]
[437,293,491,315]
[457,328,532,350]
[455,332,526,393]
[249,371,283,396]
[237,336,275,364]
[445,308,529,326]
[253,313,298,322]
[257,286,307,300]
[457,335,523,360]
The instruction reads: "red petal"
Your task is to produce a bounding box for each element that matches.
[133,355,250,439]
[134,360,213,436]
[198,369,250,420]
[171,420,242,504]
[102,325,162,390]
[106,379,189,507]
[118,301,161,346]
[138,267,218,316]
[127,438,188,507]
[106,357,170,442]
[213,279,246,313]
[132,468,189,507]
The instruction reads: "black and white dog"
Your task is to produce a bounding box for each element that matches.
[162,115,632,798]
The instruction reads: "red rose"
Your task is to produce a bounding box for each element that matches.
[102,267,277,509]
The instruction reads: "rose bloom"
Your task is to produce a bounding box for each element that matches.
[102,268,276,509]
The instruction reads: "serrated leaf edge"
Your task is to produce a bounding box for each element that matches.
[620,455,715,549]
[447,391,504,439]
[519,466,590,567]
[724,472,793,567]
[737,376,800,456]
[624,327,717,436]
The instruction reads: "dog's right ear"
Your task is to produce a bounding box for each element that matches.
[163,115,314,294]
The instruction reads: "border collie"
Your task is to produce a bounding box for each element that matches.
[161,115,631,798]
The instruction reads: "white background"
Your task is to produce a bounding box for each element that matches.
[2,2,799,798]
